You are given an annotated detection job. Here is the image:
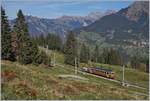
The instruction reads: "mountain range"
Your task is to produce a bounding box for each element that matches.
[77,1,149,43]
[9,1,149,47]
[10,10,115,38]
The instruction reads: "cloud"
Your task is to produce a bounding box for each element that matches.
[4,0,101,5]
[3,0,133,19]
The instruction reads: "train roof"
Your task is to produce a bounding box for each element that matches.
[95,67,113,73]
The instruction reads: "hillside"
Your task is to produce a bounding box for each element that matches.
[77,1,149,45]
[2,1,149,100]
[1,50,149,100]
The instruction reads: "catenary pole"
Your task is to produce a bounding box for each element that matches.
[122,65,125,86]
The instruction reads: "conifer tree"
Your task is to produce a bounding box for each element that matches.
[55,34,62,51]
[102,48,122,65]
[13,9,38,64]
[36,34,45,47]
[93,45,99,63]
[80,43,89,63]
[146,59,149,73]
[102,48,110,64]
[47,34,62,51]
[130,56,140,69]
[64,31,77,66]
[87,46,91,62]
[1,7,14,60]
[109,48,122,65]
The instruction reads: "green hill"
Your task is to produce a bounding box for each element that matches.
[1,50,149,100]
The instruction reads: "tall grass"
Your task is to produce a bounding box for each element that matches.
[1,60,148,100]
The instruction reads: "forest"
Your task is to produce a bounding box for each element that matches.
[2,7,149,73]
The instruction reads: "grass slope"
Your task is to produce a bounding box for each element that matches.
[1,49,149,100]
[1,60,149,100]
[93,63,149,88]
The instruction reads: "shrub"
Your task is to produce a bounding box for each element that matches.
[34,50,51,66]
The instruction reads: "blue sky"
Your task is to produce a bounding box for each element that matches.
[2,0,134,19]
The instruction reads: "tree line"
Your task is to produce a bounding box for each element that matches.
[80,44,123,65]
[1,7,51,66]
[34,31,123,66]
[34,33,63,52]
[63,32,149,73]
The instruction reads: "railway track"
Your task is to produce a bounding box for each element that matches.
[79,70,148,90]
[56,63,148,91]
[55,63,149,97]
[38,48,149,97]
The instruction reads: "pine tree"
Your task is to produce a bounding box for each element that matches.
[93,45,99,63]
[146,59,149,73]
[109,48,122,65]
[102,48,109,64]
[13,9,38,64]
[11,31,18,57]
[64,31,77,66]
[47,34,62,51]
[87,46,91,62]
[36,34,45,47]
[102,48,122,65]
[130,56,140,69]
[55,35,62,51]
[109,49,116,65]
[98,49,105,64]
[80,43,89,63]
[1,7,14,60]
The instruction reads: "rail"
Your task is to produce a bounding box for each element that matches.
[55,63,148,91]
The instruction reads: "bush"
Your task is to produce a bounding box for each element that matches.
[138,63,146,72]
[34,52,43,65]
[34,50,51,66]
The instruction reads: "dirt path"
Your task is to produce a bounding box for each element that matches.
[58,74,89,81]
